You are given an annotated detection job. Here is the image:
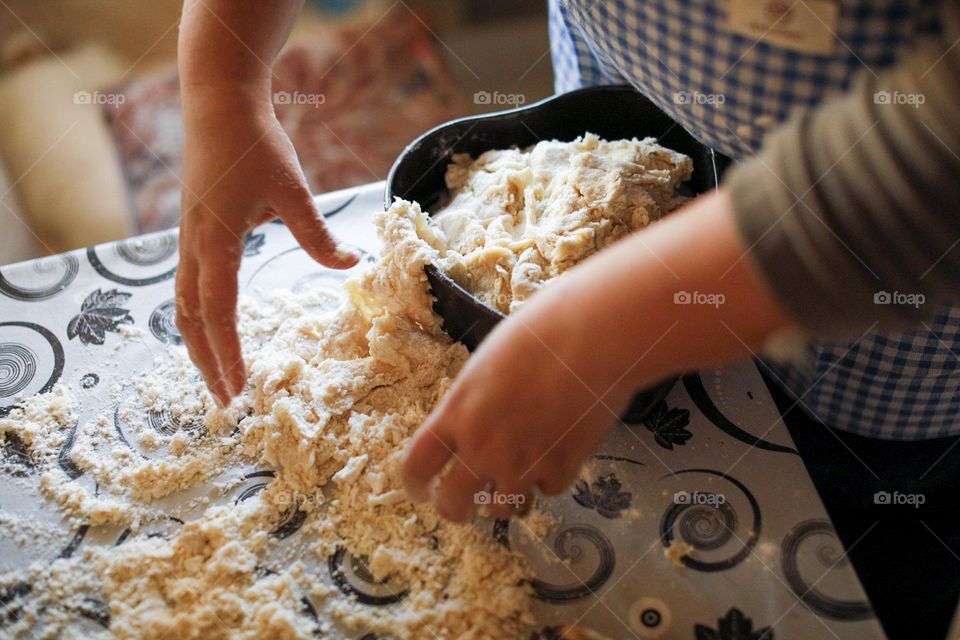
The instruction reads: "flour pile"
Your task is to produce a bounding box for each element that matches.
[1,203,535,639]
[0,134,693,639]
[425,134,692,313]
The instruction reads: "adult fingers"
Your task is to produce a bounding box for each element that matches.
[278,187,360,269]
[434,459,487,523]
[402,419,457,502]
[175,255,229,404]
[197,238,246,401]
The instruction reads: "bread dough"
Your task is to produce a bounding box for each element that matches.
[0,202,534,639]
[423,134,692,314]
[0,135,692,639]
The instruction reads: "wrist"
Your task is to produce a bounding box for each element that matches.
[181,80,275,129]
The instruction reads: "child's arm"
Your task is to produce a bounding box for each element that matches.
[402,189,792,521]
[176,0,358,405]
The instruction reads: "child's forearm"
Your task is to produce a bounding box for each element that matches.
[510,189,792,398]
[178,0,304,98]
[402,189,793,519]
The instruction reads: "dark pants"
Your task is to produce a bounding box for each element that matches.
[764,373,960,640]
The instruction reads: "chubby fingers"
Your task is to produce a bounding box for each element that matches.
[197,238,245,401]
[279,187,361,269]
[176,253,230,404]
[402,415,457,503]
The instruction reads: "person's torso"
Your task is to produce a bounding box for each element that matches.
[550,0,942,158]
[549,0,960,440]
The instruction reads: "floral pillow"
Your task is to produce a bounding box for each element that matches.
[101,11,468,233]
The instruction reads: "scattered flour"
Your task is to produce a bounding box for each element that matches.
[0,202,538,639]
[1,136,692,638]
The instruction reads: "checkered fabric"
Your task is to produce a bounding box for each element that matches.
[549,0,960,439]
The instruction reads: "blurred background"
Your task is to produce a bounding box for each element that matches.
[0,0,553,264]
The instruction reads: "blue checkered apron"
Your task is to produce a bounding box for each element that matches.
[549,0,960,440]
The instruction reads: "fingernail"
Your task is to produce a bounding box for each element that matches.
[214,389,232,408]
[334,243,362,263]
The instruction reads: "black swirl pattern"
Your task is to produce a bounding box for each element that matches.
[0,322,64,418]
[0,582,32,627]
[0,343,37,398]
[494,521,615,602]
[58,525,89,559]
[70,598,110,628]
[113,408,200,460]
[327,547,409,605]
[57,421,83,480]
[659,468,760,572]
[2,431,36,476]
[115,235,178,265]
[0,254,79,301]
[87,243,177,287]
[148,299,182,345]
[234,471,308,539]
[245,245,372,295]
[147,408,203,438]
[683,374,798,456]
[781,520,873,621]
[115,516,185,546]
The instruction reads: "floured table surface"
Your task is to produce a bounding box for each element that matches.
[0,182,886,639]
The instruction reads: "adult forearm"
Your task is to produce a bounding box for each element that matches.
[725,1,960,337]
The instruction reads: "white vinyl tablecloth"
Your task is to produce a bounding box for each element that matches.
[0,182,887,639]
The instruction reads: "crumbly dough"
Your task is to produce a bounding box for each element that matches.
[665,540,695,568]
[1,202,534,639]
[0,136,692,638]
[424,133,692,313]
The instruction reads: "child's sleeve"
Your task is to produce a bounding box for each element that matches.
[724,1,960,338]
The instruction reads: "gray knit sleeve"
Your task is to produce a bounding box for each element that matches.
[724,1,960,338]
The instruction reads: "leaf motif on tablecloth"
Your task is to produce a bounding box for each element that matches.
[67,289,134,346]
[243,231,266,257]
[642,400,692,450]
[694,608,774,640]
[572,473,632,518]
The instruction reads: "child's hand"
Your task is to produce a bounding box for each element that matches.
[176,92,358,405]
[402,294,628,522]
[401,190,791,521]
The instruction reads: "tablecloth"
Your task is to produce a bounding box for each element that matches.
[0,181,888,639]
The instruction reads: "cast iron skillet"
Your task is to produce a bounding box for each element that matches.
[385,84,732,420]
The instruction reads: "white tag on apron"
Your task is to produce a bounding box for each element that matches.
[726,0,839,55]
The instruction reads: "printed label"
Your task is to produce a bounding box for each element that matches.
[726,0,839,55]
